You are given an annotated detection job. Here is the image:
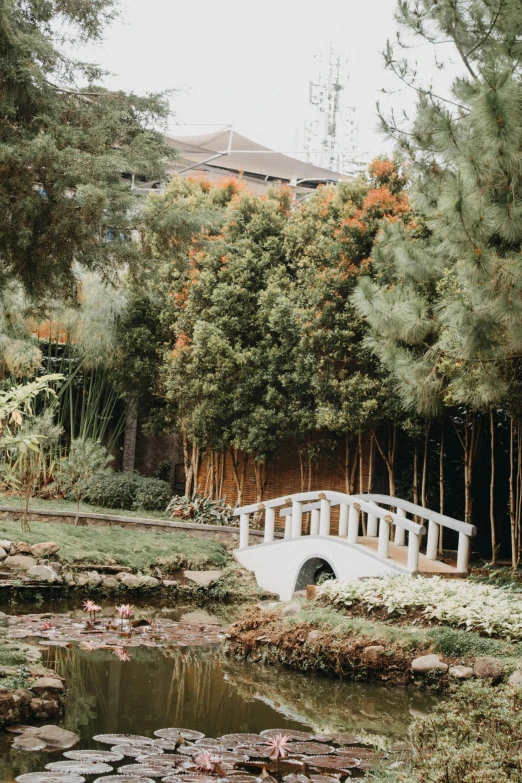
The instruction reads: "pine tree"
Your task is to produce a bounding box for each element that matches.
[0,0,171,299]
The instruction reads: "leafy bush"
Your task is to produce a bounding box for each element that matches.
[57,438,113,515]
[319,575,522,639]
[82,471,171,512]
[132,477,172,511]
[167,494,235,526]
[375,681,522,783]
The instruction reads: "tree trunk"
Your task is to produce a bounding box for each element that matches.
[510,416,517,568]
[372,423,397,497]
[253,459,268,504]
[367,434,374,493]
[490,409,497,565]
[421,422,431,508]
[439,424,444,554]
[452,411,481,525]
[122,398,138,473]
[230,447,248,507]
[413,447,419,507]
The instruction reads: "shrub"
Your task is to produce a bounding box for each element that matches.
[132,476,172,511]
[167,494,235,526]
[319,574,522,639]
[81,472,171,512]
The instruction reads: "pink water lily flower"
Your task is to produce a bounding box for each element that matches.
[41,622,52,630]
[116,604,133,618]
[83,599,101,620]
[195,750,217,772]
[112,646,131,662]
[265,733,290,761]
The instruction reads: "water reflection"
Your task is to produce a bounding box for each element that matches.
[0,642,440,782]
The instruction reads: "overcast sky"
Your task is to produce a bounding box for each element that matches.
[78,0,456,166]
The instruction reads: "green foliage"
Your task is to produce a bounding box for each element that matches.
[0,0,172,299]
[0,517,230,571]
[57,438,113,511]
[166,494,234,526]
[82,471,171,512]
[375,681,522,783]
[427,626,519,659]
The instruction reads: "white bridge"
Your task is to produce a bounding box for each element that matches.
[233,491,476,600]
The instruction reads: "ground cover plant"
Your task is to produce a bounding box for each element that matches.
[0,518,230,572]
[319,575,522,640]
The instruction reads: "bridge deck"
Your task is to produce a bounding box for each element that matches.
[353,536,466,577]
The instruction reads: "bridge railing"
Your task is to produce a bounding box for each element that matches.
[233,490,476,574]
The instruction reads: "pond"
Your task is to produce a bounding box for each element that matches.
[0,603,441,782]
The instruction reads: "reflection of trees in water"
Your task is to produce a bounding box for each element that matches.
[222,660,440,738]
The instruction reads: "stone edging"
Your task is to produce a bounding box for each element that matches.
[0,505,284,539]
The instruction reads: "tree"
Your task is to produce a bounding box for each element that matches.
[57,438,112,523]
[0,0,172,300]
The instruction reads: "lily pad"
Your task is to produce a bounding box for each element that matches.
[135,754,177,766]
[306,756,357,771]
[260,730,313,742]
[287,743,334,756]
[313,734,361,746]
[154,728,205,741]
[63,750,124,762]
[94,733,155,746]
[45,761,113,774]
[174,776,221,783]
[16,776,85,783]
[7,724,36,734]
[118,764,177,777]
[94,778,155,783]
[220,734,262,747]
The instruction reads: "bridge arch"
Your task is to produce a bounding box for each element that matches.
[293,555,337,594]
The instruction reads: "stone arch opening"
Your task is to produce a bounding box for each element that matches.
[294,557,337,593]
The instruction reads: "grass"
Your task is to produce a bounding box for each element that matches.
[0,517,231,573]
[0,494,174,521]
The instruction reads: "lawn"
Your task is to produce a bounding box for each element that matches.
[0,517,230,573]
[0,494,173,520]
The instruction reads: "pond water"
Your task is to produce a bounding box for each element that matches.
[0,602,441,782]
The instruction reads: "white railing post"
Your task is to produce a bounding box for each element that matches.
[319,495,331,536]
[377,515,391,558]
[347,503,359,544]
[239,514,250,549]
[367,502,379,537]
[291,500,303,538]
[284,515,292,539]
[264,506,275,543]
[457,532,470,572]
[426,519,439,560]
[407,531,420,572]
[339,503,349,537]
[310,508,320,536]
[394,507,407,546]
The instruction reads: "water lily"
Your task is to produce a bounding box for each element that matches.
[195,750,217,773]
[41,622,52,630]
[265,733,290,761]
[116,604,134,637]
[112,646,131,662]
[83,599,101,621]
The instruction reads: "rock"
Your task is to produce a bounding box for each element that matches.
[4,555,37,571]
[411,654,448,674]
[0,547,7,562]
[0,612,9,628]
[184,570,223,588]
[509,670,522,686]
[15,542,32,554]
[29,541,59,558]
[12,734,47,750]
[23,724,79,749]
[362,644,385,661]
[449,665,474,680]
[307,630,322,642]
[120,573,140,588]
[29,667,62,679]
[75,574,89,587]
[116,572,130,582]
[102,576,119,589]
[293,590,307,598]
[281,603,301,617]
[139,575,160,587]
[87,571,102,586]
[26,565,59,583]
[47,561,62,575]
[29,697,61,720]
[0,540,12,551]
[163,579,178,587]
[474,657,503,682]
[30,678,64,693]
[256,600,279,611]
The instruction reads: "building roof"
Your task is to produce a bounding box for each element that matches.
[165,128,343,187]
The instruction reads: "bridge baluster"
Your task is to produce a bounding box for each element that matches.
[457,532,470,572]
[291,500,303,538]
[377,514,391,558]
[395,507,407,546]
[239,513,250,549]
[367,502,379,537]
[426,519,439,560]
[339,503,349,537]
[407,531,421,572]
[310,508,320,535]
[264,507,275,543]
[347,504,359,544]
[284,515,292,539]
[319,495,331,536]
